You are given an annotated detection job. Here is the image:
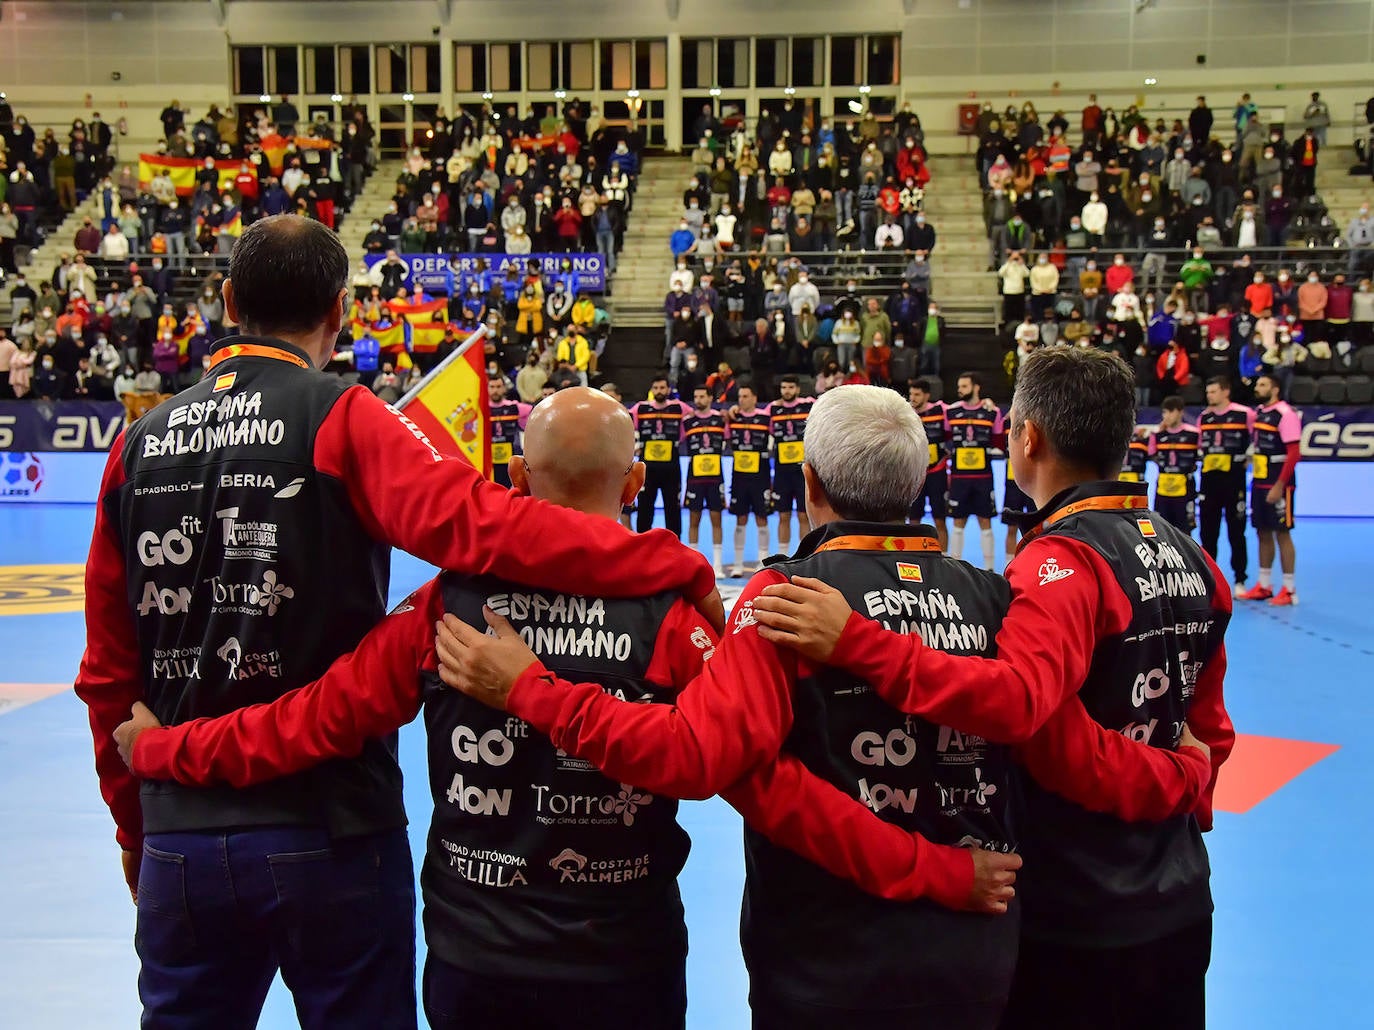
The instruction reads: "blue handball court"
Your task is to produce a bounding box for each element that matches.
[0,426,1371,1028]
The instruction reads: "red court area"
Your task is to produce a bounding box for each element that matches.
[1212,732,1340,814]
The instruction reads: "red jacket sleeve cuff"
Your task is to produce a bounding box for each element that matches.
[130,725,184,781]
[915,840,976,911]
[503,659,557,733]
[829,609,906,685]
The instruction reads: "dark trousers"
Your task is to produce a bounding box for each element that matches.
[1000,918,1211,1030]
[136,827,416,1030]
[753,992,1004,1030]
[1200,468,1248,583]
[423,953,686,1030]
[638,463,683,537]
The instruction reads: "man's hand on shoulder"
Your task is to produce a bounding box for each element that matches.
[751,575,852,663]
[435,608,541,710]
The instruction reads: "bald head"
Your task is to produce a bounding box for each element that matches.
[513,387,642,518]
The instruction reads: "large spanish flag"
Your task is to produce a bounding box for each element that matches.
[397,328,491,477]
[138,155,239,196]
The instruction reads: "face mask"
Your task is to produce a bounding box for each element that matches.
[1114,257,1124,266]
[1308,276,1319,284]
[1193,252,1203,260]
[1254,276,1263,284]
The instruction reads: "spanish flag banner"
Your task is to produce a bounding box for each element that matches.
[138,155,239,196]
[397,327,491,477]
[257,133,333,175]
[410,321,449,354]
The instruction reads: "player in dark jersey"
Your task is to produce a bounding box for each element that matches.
[488,374,532,489]
[631,375,689,538]
[1237,373,1303,606]
[1197,377,1255,592]
[1120,425,1150,482]
[1149,396,1201,534]
[727,383,772,577]
[768,375,813,556]
[944,372,1003,570]
[683,386,728,577]
[907,379,949,551]
[1000,407,1036,567]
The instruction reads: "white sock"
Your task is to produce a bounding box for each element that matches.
[981,528,996,571]
[1282,573,1295,592]
[1258,567,1273,589]
[759,523,772,561]
[733,525,746,567]
[712,544,723,572]
[950,524,965,559]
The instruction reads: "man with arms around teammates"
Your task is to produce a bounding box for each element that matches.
[73,216,721,1029]
[1237,372,1302,606]
[750,348,1234,1030]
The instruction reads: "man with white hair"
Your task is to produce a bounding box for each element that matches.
[438,386,1058,1026]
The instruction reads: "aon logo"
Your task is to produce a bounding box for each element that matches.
[445,774,512,816]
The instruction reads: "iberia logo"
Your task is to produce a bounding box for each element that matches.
[1136,518,1157,538]
[212,372,236,393]
[896,562,923,583]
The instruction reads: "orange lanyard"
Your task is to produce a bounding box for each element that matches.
[207,343,311,372]
[1019,493,1148,549]
[814,534,944,554]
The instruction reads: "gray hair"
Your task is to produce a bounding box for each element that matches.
[806,385,928,522]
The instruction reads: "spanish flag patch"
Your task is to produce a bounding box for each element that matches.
[897,562,923,583]
[212,372,236,393]
[1136,517,1157,538]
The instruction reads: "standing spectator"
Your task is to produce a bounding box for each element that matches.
[98,223,129,261]
[1233,93,1259,141]
[1081,94,1103,146]
[1289,129,1319,198]
[1028,253,1059,319]
[1298,271,1328,341]
[1347,202,1373,275]
[1189,97,1213,148]
[1302,91,1331,147]
[998,251,1032,325]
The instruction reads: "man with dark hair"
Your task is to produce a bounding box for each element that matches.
[750,346,1235,1030]
[488,373,532,489]
[684,384,728,576]
[1237,373,1302,606]
[74,214,721,1029]
[1151,396,1201,534]
[1198,376,1254,592]
[767,373,813,556]
[726,382,772,577]
[907,378,949,550]
[632,374,689,538]
[944,371,1002,570]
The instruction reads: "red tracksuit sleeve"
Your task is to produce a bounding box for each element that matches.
[313,387,715,602]
[829,536,1104,742]
[505,572,796,799]
[129,581,440,787]
[73,433,144,853]
[1278,440,1301,486]
[722,755,975,909]
[1182,551,1236,831]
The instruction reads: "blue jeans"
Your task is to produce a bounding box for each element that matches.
[136,827,416,1030]
[423,953,686,1030]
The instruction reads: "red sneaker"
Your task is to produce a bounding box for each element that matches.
[1235,583,1273,601]
[1269,587,1297,607]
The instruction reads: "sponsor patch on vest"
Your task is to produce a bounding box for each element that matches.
[896,562,923,583]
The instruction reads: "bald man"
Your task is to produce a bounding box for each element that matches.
[111,388,720,1029]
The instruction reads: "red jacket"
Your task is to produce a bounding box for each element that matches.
[895,145,928,186]
[1105,263,1135,295]
[1156,343,1191,384]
